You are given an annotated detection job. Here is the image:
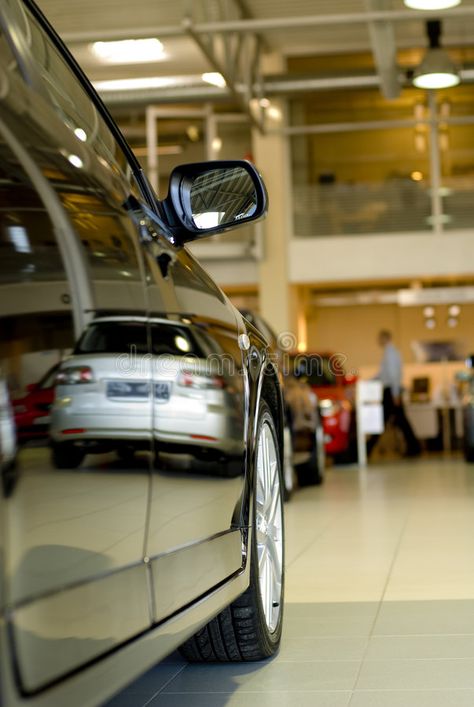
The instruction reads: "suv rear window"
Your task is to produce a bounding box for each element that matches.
[291,355,338,387]
[75,321,204,357]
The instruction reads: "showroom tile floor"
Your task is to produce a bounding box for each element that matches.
[107,456,474,706]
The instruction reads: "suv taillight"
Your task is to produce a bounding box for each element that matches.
[178,371,225,390]
[56,366,94,385]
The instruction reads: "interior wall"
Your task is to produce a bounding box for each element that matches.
[307,302,474,375]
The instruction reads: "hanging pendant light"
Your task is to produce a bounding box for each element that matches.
[413,20,460,89]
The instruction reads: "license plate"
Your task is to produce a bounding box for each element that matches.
[107,380,150,399]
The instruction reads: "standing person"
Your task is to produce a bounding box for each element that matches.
[367,330,421,458]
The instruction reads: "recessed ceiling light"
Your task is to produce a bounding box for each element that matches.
[404,1,461,9]
[449,304,460,316]
[411,170,424,181]
[447,317,458,327]
[423,306,435,317]
[201,72,226,88]
[92,38,165,64]
[67,154,83,169]
[74,127,87,142]
[425,317,436,329]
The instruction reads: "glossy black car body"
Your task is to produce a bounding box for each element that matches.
[462,354,474,462]
[0,2,285,705]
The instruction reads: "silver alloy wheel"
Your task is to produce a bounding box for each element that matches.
[283,424,294,496]
[255,419,283,633]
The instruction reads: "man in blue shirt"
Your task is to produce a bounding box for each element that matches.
[367,330,421,458]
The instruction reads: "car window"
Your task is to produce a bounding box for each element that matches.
[38,364,60,389]
[15,0,137,188]
[75,321,205,358]
[292,355,338,387]
[75,321,149,354]
[1,10,149,307]
[0,136,75,397]
[0,140,67,285]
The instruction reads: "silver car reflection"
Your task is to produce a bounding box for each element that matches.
[50,316,244,468]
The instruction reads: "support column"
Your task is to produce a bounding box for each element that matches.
[252,94,293,338]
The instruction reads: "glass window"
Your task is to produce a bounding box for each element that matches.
[290,90,433,237]
[291,128,432,237]
[20,2,135,185]
[75,320,149,354]
[436,89,474,231]
[0,5,148,303]
[0,133,74,397]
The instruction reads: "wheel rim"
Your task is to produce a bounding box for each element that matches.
[283,426,294,494]
[256,419,283,633]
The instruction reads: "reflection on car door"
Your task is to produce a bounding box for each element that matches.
[0,6,152,695]
[142,230,248,622]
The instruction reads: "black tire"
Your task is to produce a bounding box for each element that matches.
[465,444,474,463]
[117,445,135,463]
[295,452,323,487]
[179,400,284,662]
[295,423,325,487]
[52,443,85,469]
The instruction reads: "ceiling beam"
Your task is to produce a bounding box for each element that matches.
[183,0,265,132]
[61,7,474,44]
[365,0,400,99]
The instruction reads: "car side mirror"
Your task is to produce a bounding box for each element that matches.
[160,160,267,244]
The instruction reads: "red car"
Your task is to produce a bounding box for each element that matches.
[292,353,357,462]
[12,364,59,441]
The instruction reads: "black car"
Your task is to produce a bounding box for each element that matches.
[0,2,285,705]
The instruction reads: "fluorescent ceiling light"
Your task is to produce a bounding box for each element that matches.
[93,76,179,92]
[91,38,166,64]
[201,72,226,88]
[404,0,461,9]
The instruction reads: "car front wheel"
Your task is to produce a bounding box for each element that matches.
[179,399,284,661]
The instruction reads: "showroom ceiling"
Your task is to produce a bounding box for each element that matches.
[35,0,474,110]
[37,0,474,55]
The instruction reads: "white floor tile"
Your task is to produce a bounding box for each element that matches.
[108,458,474,707]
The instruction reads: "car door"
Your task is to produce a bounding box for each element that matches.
[138,213,251,622]
[0,3,153,695]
